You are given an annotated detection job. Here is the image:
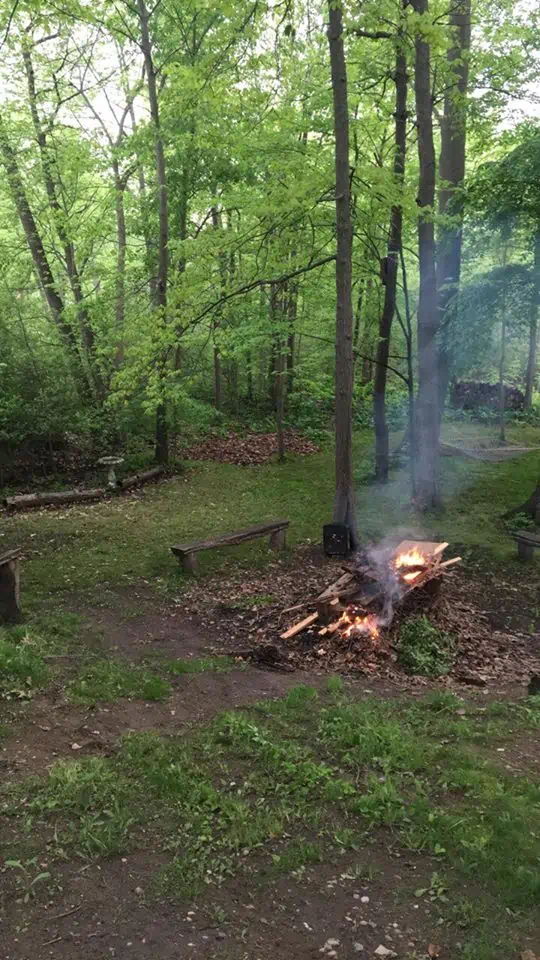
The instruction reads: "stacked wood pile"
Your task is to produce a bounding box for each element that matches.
[281,541,461,641]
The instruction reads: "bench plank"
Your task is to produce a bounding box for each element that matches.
[171,520,289,576]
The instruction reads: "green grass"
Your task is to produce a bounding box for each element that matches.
[164,655,240,675]
[2,423,538,606]
[4,686,540,956]
[0,632,48,696]
[67,658,171,705]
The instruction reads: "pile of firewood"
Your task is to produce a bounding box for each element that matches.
[281,541,461,641]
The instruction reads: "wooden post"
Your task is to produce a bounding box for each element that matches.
[269,527,287,551]
[182,553,197,576]
[517,539,534,562]
[0,553,21,623]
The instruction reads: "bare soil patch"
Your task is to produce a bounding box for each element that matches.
[2,845,464,960]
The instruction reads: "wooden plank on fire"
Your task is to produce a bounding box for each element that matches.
[280,612,318,640]
[437,556,462,569]
[316,572,355,603]
[393,540,448,561]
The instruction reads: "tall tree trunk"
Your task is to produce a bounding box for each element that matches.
[0,114,87,390]
[437,0,471,415]
[271,284,286,463]
[412,0,441,509]
[22,48,101,397]
[525,230,540,408]
[211,205,224,410]
[374,21,408,484]
[327,1,359,548]
[138,0,169,464]
[113,160,127,368]
[287,281,297,396]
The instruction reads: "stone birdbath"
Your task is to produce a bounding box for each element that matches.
[97,455,125,489]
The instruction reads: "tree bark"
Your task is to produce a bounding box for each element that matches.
[374,19,408,484]
[211,205,224,410]
[0,114,84,377]
[525,230,540,408]
[113,159,127,368]
[412,0,441,510]
[138,0,169,464]
[327,1,359,547]
[436,0,471,415]
[22,47,101,396]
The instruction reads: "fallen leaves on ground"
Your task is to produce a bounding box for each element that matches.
[182,547,539,688]
[179,431,319,466]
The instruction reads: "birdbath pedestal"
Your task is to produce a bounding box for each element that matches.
[97,456,125,489]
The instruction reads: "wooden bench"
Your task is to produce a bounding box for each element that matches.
[0,549,22,623]
[171,520,289,576]
[513,530,540,562]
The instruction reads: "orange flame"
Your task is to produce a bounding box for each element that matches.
[394,548,426,569]
[337,610,380,639]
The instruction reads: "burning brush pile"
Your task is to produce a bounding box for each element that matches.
[280,540,461,665]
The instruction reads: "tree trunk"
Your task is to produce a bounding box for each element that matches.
[0,115,86,383]
[499,316,506,444]
[138,0,169,464]
[22,48,101,397]
[287,281,297,396]
[436,0,471,416]
[525,230,540,408]
[211,205,224,410]
[113,160,127,368]
[270,283,287,462]
[374,23,408,484]
[327,1,359,547]
[412,0,441,510]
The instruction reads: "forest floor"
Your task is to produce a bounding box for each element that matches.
[0,422,539,960]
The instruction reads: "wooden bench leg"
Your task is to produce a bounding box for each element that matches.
[517,540,534,562]
[182,553,198,576]
[0,559,22,624]
[269,528,287,551]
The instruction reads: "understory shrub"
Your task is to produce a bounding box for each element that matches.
[397,615,456,677]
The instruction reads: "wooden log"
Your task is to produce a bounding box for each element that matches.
[0,550,21,624]
[437,556,462,569]
[280,612,318,640]
[316,597,340,625]
[121,466,165,490]
[432,542,449,557]
[316,572,355,603]
[5,488,106,511]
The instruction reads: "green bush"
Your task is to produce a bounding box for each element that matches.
[397,616,456,677]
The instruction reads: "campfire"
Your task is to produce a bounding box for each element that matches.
[280,540,461,645]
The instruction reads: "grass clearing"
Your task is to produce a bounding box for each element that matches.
[3,423,539,606]
[3,686,540,956]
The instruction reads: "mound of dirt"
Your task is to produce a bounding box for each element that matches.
[180,431,319,466]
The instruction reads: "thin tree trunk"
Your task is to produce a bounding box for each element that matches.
[525,230,540,408]
[0,115,85,381]
[113,160,127,368]
[437,0,471,416]
[271,283,286,462]
[499,316,506,444]
[246,350,254,401]
[22,48,100,396]
[211,206,223,410]
[138,0,169,464]
[412,0,441,510]
[287,281,297,396]
[374,21,408,484]
[327,1,359,548]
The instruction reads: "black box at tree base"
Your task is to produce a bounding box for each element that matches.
[323,523,350,556]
